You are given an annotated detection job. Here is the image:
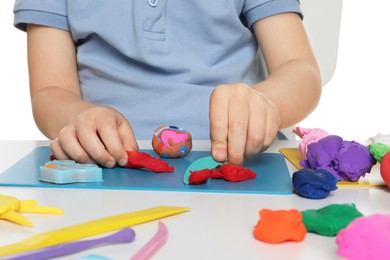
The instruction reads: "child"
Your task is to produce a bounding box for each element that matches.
[13,0,321,167]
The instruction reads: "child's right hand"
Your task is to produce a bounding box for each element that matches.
[50,106,138,168]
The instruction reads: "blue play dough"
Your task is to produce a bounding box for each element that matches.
[292,168,338,199]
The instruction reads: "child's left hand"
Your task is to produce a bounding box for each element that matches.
[209,83,280,165]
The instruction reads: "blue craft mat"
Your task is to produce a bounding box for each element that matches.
[0,146,293,194]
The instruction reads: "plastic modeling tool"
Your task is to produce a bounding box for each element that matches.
[4,228,135,260]
[183,156,222,184]
[0,206,190,257]
[40,160,103,184]
[131,221,168,260]
[0,194,63,227]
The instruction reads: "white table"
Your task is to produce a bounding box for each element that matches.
[0,140,389,260]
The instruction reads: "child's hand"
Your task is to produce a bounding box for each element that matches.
[209,83,281,165]
[50,106,138,168]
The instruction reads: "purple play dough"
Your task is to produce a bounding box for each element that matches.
[300,135,376,181]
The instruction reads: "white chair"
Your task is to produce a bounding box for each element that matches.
[278,0,343,139]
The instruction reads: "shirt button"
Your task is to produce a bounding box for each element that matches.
[149,0,158,7]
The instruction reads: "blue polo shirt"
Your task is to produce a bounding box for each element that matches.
[14,0,302,140]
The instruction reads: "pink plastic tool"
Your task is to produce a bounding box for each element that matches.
[131,221,168,260]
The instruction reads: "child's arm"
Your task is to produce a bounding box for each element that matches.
[27,24,138,168]
[210,13,322,165]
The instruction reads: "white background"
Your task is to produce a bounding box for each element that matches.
[1,0,389,141]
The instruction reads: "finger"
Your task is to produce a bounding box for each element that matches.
[260,96,281,151]
[50,138,71,160]
[75,120,116,168]
[227,88,249,165]
[262,107,280,149]
[57,126,96,164]
[98,117,138,167]
[245,95,267,159]
[117,119,138,165]
[209,86,229,162]
[117,117,138,151]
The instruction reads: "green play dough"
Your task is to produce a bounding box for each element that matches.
[368,143,390,163]
[301,203,363,236]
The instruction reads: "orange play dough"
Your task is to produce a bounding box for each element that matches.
[253,209,306,243]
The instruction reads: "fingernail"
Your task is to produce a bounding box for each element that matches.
[106,160,116,168]
[213,147,226,162]
[118,158,128,167]
[125,145,138,152]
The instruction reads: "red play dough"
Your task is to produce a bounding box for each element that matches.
[380,151,390,187]
[187,164,257,185]
[125,151,174,173]
[210,166,223,179]
[189,169,211,184]
[220,164,256,182]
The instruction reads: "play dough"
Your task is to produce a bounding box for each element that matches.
[292,168,338,199]
[380,151,390,187]
[219,164,256,182]
[300,135,376,181]
[188,169,211,184]
[293,126,329,158]
[186,164,256,185]
[368,142,390,163]
[152,125,192,158]
[336,214,390,260]
[253,209,306,243]
[301,203,363,236]
[125,151,174,173]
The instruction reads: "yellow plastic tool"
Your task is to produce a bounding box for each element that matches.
[0,206,190,257]
[0,195,63,227]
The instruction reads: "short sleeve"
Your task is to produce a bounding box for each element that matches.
[243,0,302,28]
[13,0,69,32]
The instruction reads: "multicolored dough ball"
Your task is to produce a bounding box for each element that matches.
[152,125,192,158]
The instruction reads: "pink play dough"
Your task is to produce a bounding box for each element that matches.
[336,214,390,260]
[293,126,329,158]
